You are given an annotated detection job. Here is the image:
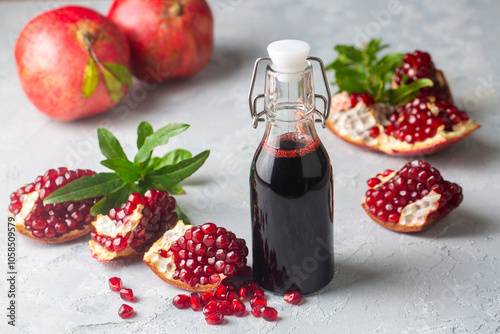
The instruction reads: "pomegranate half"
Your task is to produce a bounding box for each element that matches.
[108,0,213,83]
[362,160,463,232]
[14,6,130,121]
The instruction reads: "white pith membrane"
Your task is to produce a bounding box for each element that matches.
[12,191,39,227]
[88,204,145,260]
[143,221,192,279]
[365,172,441,228]
[327,92,479,155]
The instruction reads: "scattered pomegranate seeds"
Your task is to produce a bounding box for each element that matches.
[260,307,278,321]
[109,277,123,292]
[173,294,190,309]
[205,311,224,325]
[120,288,136,302]
[172,280,295,324]
[284,291,303,305]
[118,304,134,319]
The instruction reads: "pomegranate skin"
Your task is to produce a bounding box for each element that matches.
[14,6,130,121]
[108,0,213,83]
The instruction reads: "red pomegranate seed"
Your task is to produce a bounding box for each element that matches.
[260,307,278,321]
[238,286,250,300]
[200,292,214,306]
[224,282,237,292]
[118,304,134,319]
[284,291,303,305]
[251,305,265,318]
[250,296,267,308]
[226,292,238,302]
[253,289,265,297]
[189,292,203,311]
[243,280,259,292]
[173,294,190,309]
[231,300,246,317]
[113,236,128,253]
[120,288,135,302]
[367,177,381,187]
[205,311,224,325]
[213,285,227,301]
[203,301,218,316]
[109,277,123,292]
[217,300,233,315]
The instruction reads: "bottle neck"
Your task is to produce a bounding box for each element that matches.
[262,62,318,151]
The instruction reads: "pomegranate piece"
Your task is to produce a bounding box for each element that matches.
[118,304,134,319]
[393,50,452,103]
[205,311,224,325]
[231,300,246,317]
[253,289,265,297]
[173,294,190,309]
[327,92,479,156]
[260,307,278,321]
[362,160,463,232]
[14,6,130,121]
[200,292,214,306]
[238,286,251,300]
[8,168,98,243]
[89,189,178,262]
[143,221,249,292]
[283,291,303,305]
[250,296,267,309]
[120,288,135,302]
[109,277,123,292]
[217,300,233,316]
[108,0,213,83]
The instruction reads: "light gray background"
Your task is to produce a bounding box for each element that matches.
[1,0,499,333]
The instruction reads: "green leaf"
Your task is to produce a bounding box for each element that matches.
[166,183,185,195]
[100,158,141,183]
[146,150,210,186]
[90,183,132,216]
[334,45,363,62]
[97,128,127,160]
[389,78,434,105]
[137,121,154,149]
[44,173,125,204]
[101,65,124,102]
[174,205,190,225]
[134,123,190,163]
[156,149,192,169]
[102,62,132,87]
[82,56,99,98]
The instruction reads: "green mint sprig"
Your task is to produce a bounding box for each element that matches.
[44,122,210,220]
[325,38,433,105]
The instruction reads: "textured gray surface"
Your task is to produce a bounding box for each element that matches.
[1,0,500,333]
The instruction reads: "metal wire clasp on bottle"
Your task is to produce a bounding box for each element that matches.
[247,57,331,129]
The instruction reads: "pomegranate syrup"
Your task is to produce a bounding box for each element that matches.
[250,132,334,295]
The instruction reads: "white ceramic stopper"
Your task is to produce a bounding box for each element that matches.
[267,40,311,73]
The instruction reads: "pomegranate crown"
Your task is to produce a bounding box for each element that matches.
[325,38,433,105]
[44,122,210,219]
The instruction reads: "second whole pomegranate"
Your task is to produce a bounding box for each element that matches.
[108,0,213,83]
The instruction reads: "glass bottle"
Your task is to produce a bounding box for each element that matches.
[248,40,334,295]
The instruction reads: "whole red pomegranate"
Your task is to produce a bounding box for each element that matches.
[108,0,213,83]
[14,6,131,121]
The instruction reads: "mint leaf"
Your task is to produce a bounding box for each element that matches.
[166,183,184,195]
[100,158,141,183]
[82,56,98,98]
[137,121,154,149]
[98,128,127,160]
[101,65,124,102]
[44,173,125,204]
[389,78,434,105]
[174,205,190,225]
[134,123,190,163]
[146,150,210,186]
[157,149,192,169]
[90,183,132,216]
[103,62,132,87]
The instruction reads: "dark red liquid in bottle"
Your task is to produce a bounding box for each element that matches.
[250,132,334,295]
